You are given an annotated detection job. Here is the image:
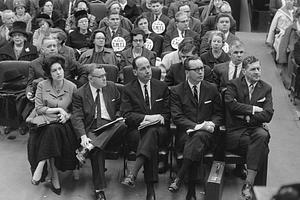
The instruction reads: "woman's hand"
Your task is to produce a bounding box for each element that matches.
[57,108,69,124]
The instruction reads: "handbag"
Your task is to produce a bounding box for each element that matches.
[26,108,59,127]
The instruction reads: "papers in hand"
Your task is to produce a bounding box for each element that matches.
[186,123,204,136]
[138,119,160,130]
[92,117,125,134]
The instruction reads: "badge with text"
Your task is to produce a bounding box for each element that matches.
[144,38,154,50]
[171,37,184,50]
[222,42,229,53]
[111,36,126,52]
[152,20,165,35]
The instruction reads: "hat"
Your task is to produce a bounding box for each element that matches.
[39,0,52,8]
[9,21,28,38]
[13,0,26,10]
[74,10,88,21]
[36,13,53,27]
[105,0,120,9]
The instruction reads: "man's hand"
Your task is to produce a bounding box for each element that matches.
[253,106,263,113]
[144,114,164,124]
[194,121,215,133]
[80,135,92,148]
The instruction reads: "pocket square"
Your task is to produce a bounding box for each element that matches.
[155,98,163,102]
[204,100,212,104]
[257,97,266,102]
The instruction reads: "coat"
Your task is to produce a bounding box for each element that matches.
[168,1,200,19]
[167,17,202,35]
[142,12,170,35]
[0,41,38,62]
[78,48,118,66]
[200,49,230,69]
[98,15,133,32]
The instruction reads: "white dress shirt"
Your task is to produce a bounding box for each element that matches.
[188,80,201,101]
[89,84,111,120]
[138,79,151,109]
[228,61,242,80]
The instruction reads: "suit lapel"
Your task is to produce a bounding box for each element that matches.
[224,63,229,83]
[85,84,95,113]
[150,80,158,110]
[198,81,206,106]
[250,81,262,104]
[102,86,113,119]
[184,81,198,106]
[241,78,250,104]
[134,80,149,112]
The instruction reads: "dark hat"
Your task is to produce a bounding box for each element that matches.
[36,13,53,27]
[9,21,28,38]
[74,10,88,22]
[39,0,52,8]
[13,0,26,10]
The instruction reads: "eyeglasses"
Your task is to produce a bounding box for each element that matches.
[78,19,89,24]
[187,67,204,72]
[92,74,106,79]
[178,19,189,23]
[233,51,244,54]
[133,39,144,43]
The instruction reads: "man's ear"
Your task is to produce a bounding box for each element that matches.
[241,68,246,75]
[133,69,137,76]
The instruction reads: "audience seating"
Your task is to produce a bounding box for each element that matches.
[88,1,108,23]
[99,64,119,83]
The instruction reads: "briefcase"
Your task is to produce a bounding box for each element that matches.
[206,161,225,200]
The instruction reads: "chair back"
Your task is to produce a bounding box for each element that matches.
[123,65,161,84]
[100,64,119,82]
[89,2,108,22]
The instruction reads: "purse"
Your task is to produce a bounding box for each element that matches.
[26,108,59,127]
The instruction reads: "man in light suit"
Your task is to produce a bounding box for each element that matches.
[71,63,126,200]
[121,56,170,200]
[168,56,223,200]
[225,56,274,200]
[213,39,245,92]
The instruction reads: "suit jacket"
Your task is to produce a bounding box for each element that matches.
[119,47,156,70]
[0,41,38,62]
[163,29,201,53]
[99,26,131,51]
[120,0,141,23]
[200,49,230,69]
[164,62,214,86]
[170,80,223,132]
[213,61,243,92]
[99,15,133,32]
[120,78,170,129]
[166,17,202,35]
[200,31,239,55]
[224,76,274,133]
[71,81,121,138]
[142,12,170,35]
[78,48,118,66]
[168,1,200,19]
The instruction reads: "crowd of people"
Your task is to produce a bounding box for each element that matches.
[0,0,279,200]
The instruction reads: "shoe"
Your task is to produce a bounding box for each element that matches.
[76,147,89,164]
[168,178,180,192]
[233,164,247,180]
[95,191,106,200]
[31,179,40,185]
[146,193,156,200]
[240,182,254,200]
[121,173,136,188]
[158,161,167,174]
[50,183,61,195]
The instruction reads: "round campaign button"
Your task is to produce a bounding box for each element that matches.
[222,42,229,53]
[152,20,165,35]
[144,38,154,50]
[111,36,126,52]
[171,37,184,50]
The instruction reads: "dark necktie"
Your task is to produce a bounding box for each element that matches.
[95,89,102,127]
[154,14,158,21]
[232,65,238,79]
[112,30,116,38]
[249,84,255,100]
[193,85,198,102]
[144,84,150,108]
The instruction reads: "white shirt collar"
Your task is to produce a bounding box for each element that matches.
[89,83,102,98]
[245,77,257,88]
[187,79,201,93]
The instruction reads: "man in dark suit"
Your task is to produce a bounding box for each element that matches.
[121,56,170,200]
[168,0,199,19]
[200,13,239,55]
[213,39,245,92]
[71,63,126,200]
[163,11,200,53]
[165,39,214,86]
[168,56,223,200]
[142,0,170,36]
[225,56,274,200]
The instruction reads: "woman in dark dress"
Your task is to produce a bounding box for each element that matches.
[30,55,78,195]
[200,31,230,69]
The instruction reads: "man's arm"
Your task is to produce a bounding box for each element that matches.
[162,32,173,52]
[71,91,87,138]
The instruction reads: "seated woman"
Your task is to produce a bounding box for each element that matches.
[29,55,78,195]
[266,0,296,62]
[200,31,230,69]
[32,14,53,51]
[134,15,163,57]
[65,0,97,32]
[13,0,32,32]
[0,21,38,61]
[66,10,92,59]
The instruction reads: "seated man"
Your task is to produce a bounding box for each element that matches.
[168,0,199,19]
[166,4,202,35]
[168,56,223,200]
[99,11,131,53]
[165,39,214,86]
[200,13,239,55]
[142,0,170,36]
[225,56,274,200]
[71,64,126,200]
[163,11,200,53]
[0,10,15,48]
[121,56,170,200]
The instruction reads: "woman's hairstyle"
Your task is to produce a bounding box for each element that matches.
[208,30,225,45]
[89,29,106,47]
[131,28,146,43]
[43,54,65,79]
[134,15,148,28]
[74,0,91,14]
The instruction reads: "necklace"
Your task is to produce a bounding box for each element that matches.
[53,80,64,93]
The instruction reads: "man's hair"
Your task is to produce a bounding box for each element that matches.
[131,28,146,42]
[49,28,67,43]
[1,10,15,20]
[85,63,104,75]
[229,39,244,52]
[150,0,163,4]
[208,30,225,44]
[184,56,201,70]
[41,36,57,46]
[215,13,231,24]
[108,10,120,18]
[242,56,259,69]
[132,56,147,70]
[175,11,187,22]
[178,37,198,55]
[178,4,190,11]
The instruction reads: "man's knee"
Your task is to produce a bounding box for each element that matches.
[254,127,270,142]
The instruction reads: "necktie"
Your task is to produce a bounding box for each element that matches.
[232,65,238,79]
[154,14,158,21]
[112,30,116,38]
[144,84,150,108]
[193,85,198,102]
[95,89,102,127]
[249,84,255,100]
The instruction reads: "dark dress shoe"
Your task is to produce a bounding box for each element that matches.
[240,182,253,200]
[146,193,156,200]
[50,183,61,195]
[121,174,136,188]
[158,161,167,174]
[95,191,106,200]
[168,178,180,192]
[233,164,247,180]
[31,179,40,185]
